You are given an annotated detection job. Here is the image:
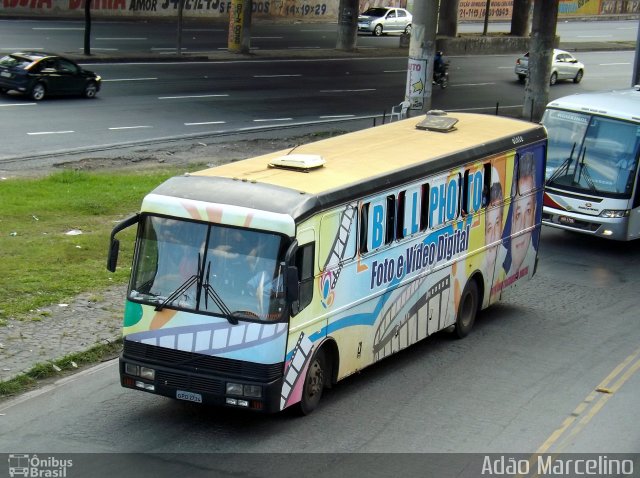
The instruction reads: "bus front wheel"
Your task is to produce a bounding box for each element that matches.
[297,348,327,415]
[454,280,479,339]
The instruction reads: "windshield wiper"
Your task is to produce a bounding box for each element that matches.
[155,274,199,311]
[576,147,597,192]
[547,142,577,184]
[203,261,237,325]
[155,253,202,311]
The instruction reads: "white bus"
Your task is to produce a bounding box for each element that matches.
[541,86,640,240]
[107,111,547,414]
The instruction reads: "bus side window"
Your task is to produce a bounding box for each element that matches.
[420,183,429,230]
[483,162,491,208]
[396,191,406,239]
[296,243,315,312]
[462,170,470,215]
[385,195,396,244]
[359,203,369,254]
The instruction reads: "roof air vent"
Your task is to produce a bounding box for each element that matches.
[416,110,459,133]
[268,153,325,171]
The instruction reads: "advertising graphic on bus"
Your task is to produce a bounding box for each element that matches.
[541,87,640,240]
[108,111,547,414]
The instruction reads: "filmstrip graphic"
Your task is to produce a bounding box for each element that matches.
[323,203,358,289]
[128,321,287,355]
[280,332,313,409]
[373,275,451,360]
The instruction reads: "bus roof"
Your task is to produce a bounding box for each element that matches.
[545,87,640,123]
[150,112,545,223]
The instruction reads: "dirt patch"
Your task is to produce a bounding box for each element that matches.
[1,130,350,179]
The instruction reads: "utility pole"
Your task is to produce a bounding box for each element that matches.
[336,0,358,51]
[632,16,640,86]
[438,0,460,38]
[228,0,252,54]
[522,0,558,122]
[510,0,531,36]
[83,0,92,55]
[177,0,184,54]
[405,0,439,112]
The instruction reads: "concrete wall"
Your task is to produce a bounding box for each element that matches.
[436,35,532,56]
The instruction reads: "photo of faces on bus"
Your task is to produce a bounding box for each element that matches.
[487,145,545,299]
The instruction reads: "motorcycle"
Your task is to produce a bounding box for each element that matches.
[433,62,449,89]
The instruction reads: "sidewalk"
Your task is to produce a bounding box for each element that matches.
[0,286,126,383]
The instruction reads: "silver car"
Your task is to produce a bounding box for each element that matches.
[515,48,585,85]
[358,7,412,37]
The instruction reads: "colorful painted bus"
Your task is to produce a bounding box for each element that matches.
[107,111,547,414]
[541,87,640,240]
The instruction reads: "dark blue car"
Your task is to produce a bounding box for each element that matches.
[0,52,101,101]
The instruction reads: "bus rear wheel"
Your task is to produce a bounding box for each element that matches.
[454,279,479,339]
[296,348,326,415]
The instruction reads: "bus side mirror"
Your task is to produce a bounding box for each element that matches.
[107,239,120,273]
[285,265,299,303]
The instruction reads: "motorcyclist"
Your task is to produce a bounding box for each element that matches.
[434,51,446,79]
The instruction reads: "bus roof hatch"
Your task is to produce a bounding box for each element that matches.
[416,110,459,133]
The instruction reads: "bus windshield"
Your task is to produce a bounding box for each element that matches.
[129,216,287,322]
[542,109,640,198]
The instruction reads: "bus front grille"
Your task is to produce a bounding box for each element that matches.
[124,340,284,382]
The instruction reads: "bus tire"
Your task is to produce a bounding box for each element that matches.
[454,279,479,339]
[296,348,327,416]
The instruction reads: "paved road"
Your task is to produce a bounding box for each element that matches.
[1,225,639,461]
[0,50,635,167]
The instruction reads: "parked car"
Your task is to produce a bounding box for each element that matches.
[0,51,101,101]
[358,7,412,37]
[515,49,585,85]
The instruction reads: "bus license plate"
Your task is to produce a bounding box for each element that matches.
[559,215,575,224]
[176,390,202,403]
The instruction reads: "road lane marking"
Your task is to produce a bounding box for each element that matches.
[319,115,355,119]
[320,88,376,92]
[108,125,152,130]
[383,70,406,73]
[184,121,226,126]
[27,131,74,135]
[101,77,158,82]
[0,103,37,107]
[513,347,640,478]
[158,94,229,99]
[253,118,293,122]
[451,82,495,86]
[253,36,284,39]
[184,28,224,32]
[0,47,43,51]
[537,347,640,454]
[32,27,83,30]
[78,47,119,51]
[253,74,302,78]
[600,62,631,66]
[96,37,148,41]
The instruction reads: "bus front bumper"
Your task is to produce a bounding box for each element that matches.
[542,207,629,240]
[119,354,284,413]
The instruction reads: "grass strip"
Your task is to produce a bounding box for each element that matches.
[0,167,197,321]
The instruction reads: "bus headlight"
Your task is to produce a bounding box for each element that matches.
[125,363,139,376]
[600,209,629,218]
[226,382,243,395]
[243,385,262,398]
[140,367,155,380]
